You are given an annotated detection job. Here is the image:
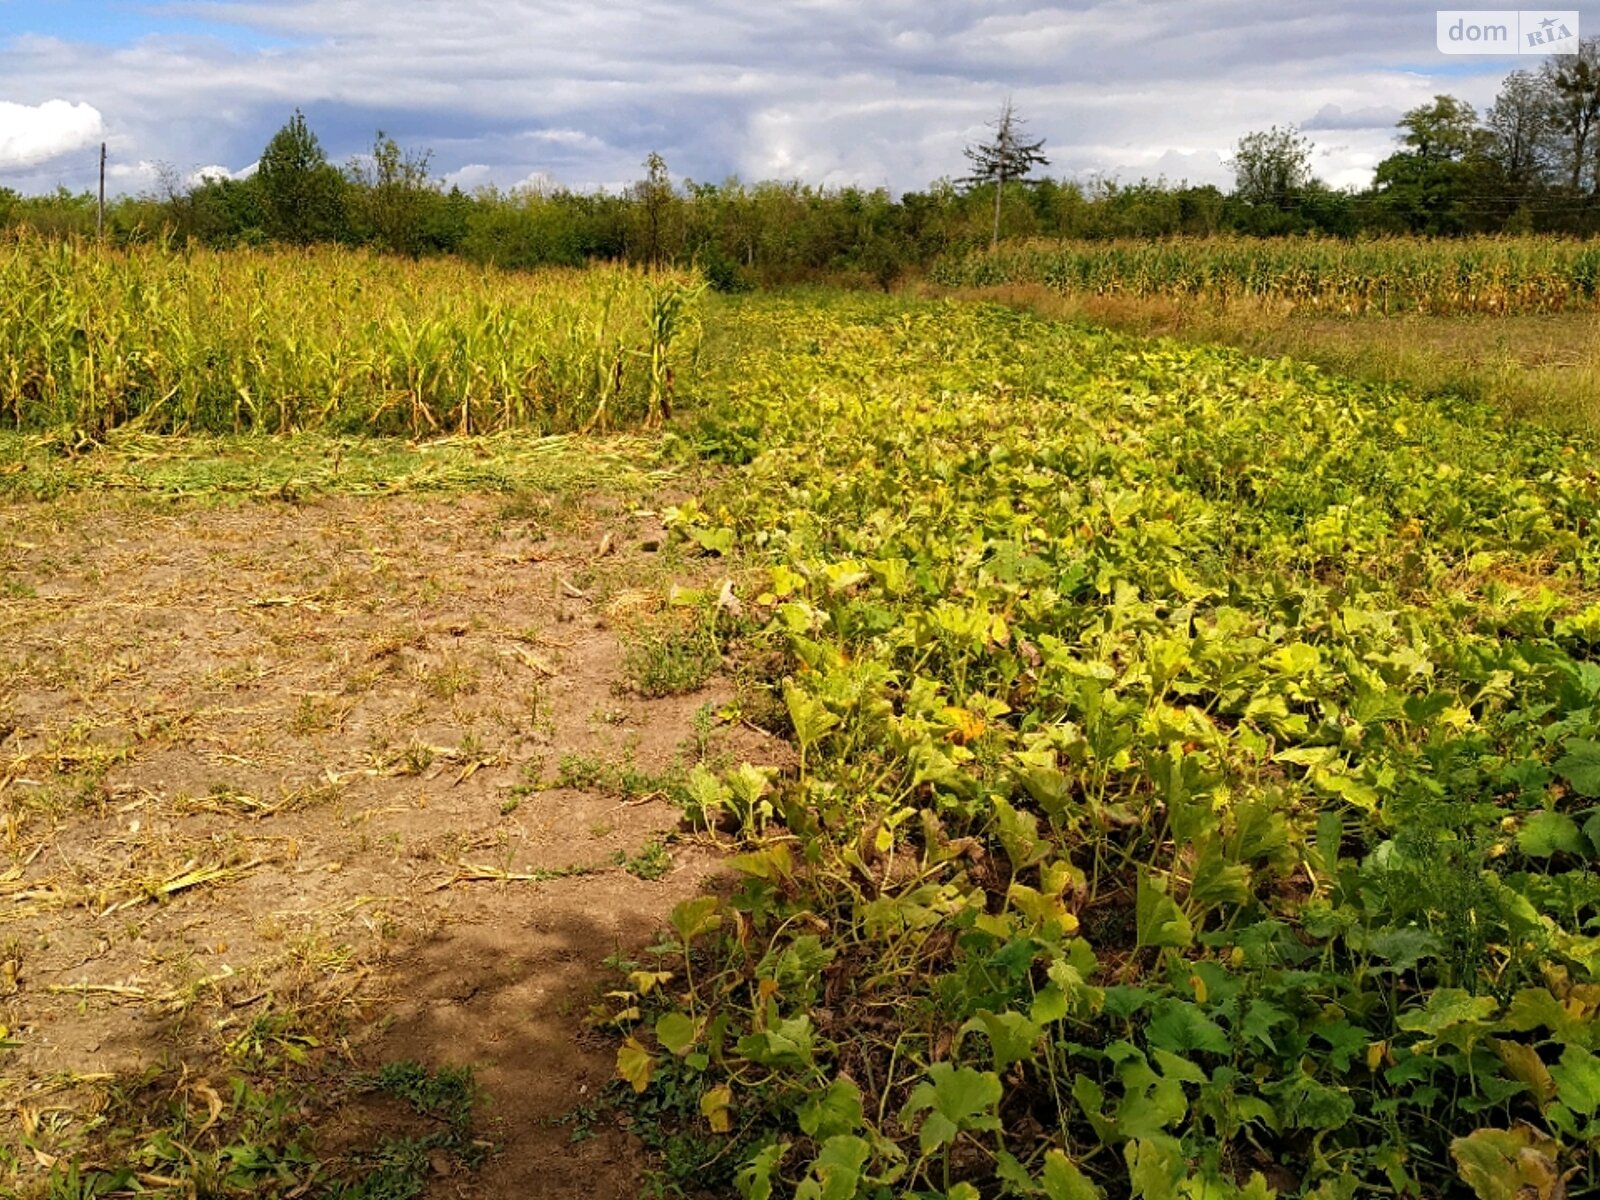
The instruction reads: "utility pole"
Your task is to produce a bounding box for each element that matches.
[97,142,106,240]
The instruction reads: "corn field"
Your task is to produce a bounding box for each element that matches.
[931,236,1600,315]
[0,234,704,436]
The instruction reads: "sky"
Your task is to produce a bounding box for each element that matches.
[0,1,1586,197]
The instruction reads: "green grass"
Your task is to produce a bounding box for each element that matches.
[621,626,722,698]
[11,1060,482,1200]
[617,839,674,881]
[0,428,670,504]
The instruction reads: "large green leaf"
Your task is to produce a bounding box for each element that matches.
[1266,1074,1355,1132]
[1518,811,1585,858]
[961,1009,1045,1073]
[1135,870,1193,950]
[1554,739,1600,798]
[737,1015,816,1070]
[1040,1150,1104,1200]
[798,1078,864,1141]
[794,1135,871,1200]
[899,1064,1002,1154]
[1550,1044,1600,1117]
[1146,1000,1230,1056]
[736,1143,788,1200]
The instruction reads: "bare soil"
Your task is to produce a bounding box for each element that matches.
[0,481,778,1196]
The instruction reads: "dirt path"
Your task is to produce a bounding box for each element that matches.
[0,479,773,1196]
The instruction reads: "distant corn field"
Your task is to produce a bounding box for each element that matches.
[931,237,1600,315]
[0,235,703,436]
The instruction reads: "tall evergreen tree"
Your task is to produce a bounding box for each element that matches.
[963,99,1049,249]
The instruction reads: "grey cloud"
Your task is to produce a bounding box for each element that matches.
[0,1,1511,196]
[1302,103,1405,131]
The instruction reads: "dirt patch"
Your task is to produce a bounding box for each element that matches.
[0,482,781,1196]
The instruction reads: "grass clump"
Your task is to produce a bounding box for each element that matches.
[621,626,721,698]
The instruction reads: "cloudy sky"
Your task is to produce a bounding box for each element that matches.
[0,0,1574,196]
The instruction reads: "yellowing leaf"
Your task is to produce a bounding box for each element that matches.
[700,1084,733,1133]
[1450,1126,1561,1200]
[617,1036,655,1094]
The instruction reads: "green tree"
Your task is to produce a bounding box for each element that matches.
[1397,94,1484,162]
[349,130,438,255]
[257,110,346,243]
[1373,95,1505,233]
[1539,36,1600,195]
[633,151,676,266]
[1227,125,1314,208]
[1485,68,1551,186]
[962,98,1049,249]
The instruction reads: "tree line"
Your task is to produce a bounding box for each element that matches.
[3,38,1598,286]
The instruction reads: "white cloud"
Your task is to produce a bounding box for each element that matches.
[0,99,104,169]
[189,163,237,185]
[1132,150,1232,189]
[105,159,161,186]
[512,170,559,194]
[442,162,495,191]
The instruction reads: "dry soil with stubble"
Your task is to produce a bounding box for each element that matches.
[0,477,779,1197]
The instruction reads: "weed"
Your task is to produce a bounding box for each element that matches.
[366,1060,479,1136]
[422,657,479,701]
[621,627,720,698]
[555,752,610,791]
[616,839,672,881]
